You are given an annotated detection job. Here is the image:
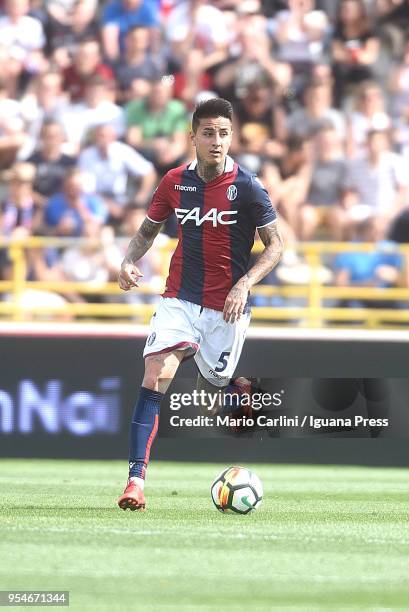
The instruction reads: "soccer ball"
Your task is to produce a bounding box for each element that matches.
[211,466,263,514]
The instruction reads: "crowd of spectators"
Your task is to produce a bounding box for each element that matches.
[0,0,409,315]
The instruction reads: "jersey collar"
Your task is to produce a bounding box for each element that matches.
[188,155,234,172]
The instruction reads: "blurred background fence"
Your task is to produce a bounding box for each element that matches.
[2,236,409,327]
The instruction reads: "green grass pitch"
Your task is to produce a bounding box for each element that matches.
[0,460,408,611]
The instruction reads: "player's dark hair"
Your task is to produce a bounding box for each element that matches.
[192,98,233,132]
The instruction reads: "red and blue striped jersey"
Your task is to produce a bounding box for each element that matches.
[147,156,277,311]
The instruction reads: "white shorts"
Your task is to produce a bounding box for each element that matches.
[143,297,251,387]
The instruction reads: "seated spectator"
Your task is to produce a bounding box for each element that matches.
[58,75,125,154]
[334,129,409,240]
[114,25,166,101]
[271,0,329,83]
[28,120,76,206]
[298,126,346,240]
[286,79,345,140]
[0,0,46,75]
[214,15,277,102]
[44,167,108,236]
[78,123,156,222]
[271,61,299,115]
[101,0,160,62]
[126,77,188,173]
[333,216,403,308]
[46,0,100,68]
[0,43,24,100]
[0,162,39,235]
[259,159,297,246]
[346,80,391,157]
[0,78,27,168]
[165,0,229,74]
[61,223,121,287]
[332,0,380,106]
[0,162,39,278]
[274,134,313,235]
[62,39,114,102]
[233,79,287,161]
[21,70,68,157]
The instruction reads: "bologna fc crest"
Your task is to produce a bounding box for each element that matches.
[226,185,237,201]
[147,332,156,346]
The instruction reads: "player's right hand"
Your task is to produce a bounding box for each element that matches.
[118,262,143,291]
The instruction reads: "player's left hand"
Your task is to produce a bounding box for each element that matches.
[223,279,249,323]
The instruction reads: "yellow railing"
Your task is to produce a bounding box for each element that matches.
[0,237,408,328]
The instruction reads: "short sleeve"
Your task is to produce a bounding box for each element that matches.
[248,176,277,228]
[147,174,173,223]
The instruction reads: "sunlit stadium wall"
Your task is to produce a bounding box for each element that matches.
[0,325,408,465]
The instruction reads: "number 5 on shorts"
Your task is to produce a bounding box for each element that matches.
[214,351,231,372]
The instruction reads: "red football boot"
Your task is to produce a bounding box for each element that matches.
[117,480,146,511]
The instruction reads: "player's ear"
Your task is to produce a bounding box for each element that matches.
[189,130,196,147]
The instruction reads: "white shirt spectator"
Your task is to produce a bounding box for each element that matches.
[0,97,25,132]
[58,101,125,152]
[348,111,391,153]
[344,152,409,215]
[79,141,153,203]
[166,2,228,54]
[0,15,45,61]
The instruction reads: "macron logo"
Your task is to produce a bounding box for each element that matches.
[174,184,197,192]
[175,207,238,226]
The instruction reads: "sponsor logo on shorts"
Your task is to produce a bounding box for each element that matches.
[174,184,197,191]
[226,185,237,201]
[208,369,226,380]
[175,207,237,226]
[147,332,156,346]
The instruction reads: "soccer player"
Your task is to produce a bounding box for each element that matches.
[117,98,283,510]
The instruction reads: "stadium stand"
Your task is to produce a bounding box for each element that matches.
[0,0,409,327]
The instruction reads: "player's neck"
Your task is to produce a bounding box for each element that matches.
[196,159,225,183]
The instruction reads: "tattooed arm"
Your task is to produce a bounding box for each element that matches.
[223,221,283,323]
[118,217,164,291]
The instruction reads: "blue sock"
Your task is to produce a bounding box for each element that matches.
[128,387,163,480]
